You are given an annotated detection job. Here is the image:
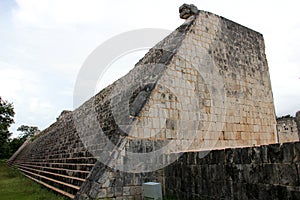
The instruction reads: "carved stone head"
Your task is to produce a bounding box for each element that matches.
[179,4,198,19]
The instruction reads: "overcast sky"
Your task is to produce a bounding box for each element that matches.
[0,0,299,138]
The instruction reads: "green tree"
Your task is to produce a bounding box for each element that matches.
[8,125,40,157]
[17,125,39,139]
[8,137,24,156]
[0,97,15,159]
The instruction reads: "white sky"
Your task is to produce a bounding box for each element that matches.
[0,0,299,138]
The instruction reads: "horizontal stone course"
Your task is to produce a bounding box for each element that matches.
[7,111,98,198]
[164,142,300,199]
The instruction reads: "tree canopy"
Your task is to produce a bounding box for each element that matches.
[0,97,15,159]
[7,125,40,157]
[17,125,39,139]
[0,97,41,159]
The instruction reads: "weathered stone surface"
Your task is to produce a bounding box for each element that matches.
[296,111,300,137]
[179,4,198,19]
[164,143,300,199]
[268,143,283,163]
[277,113,300,143]
[9,4,280,200]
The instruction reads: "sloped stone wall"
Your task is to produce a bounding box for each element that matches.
[125,9,276,158]
[75,8,278,200]
[164,10,276,148]
[7,111,98,199]
[9,5,278,200]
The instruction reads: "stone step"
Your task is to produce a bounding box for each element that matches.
[23,174,75,199]
[29,140,82,152]
[29,138,83,151]
[16,163,90,179]
[19,168,80,190]
[18,165,86,182]
[15,161,94,171]
[25,146,85,156]
[21,169,78,196]
[18,165,84,188]
[14,157,97,164]
[25,150,93,160]
[15,156,97,164]
[33,141,85,153]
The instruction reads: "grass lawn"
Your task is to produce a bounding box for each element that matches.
[0,160,67,200]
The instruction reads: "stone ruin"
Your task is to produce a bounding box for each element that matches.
[276,111,300,143]
[9,4,297,200]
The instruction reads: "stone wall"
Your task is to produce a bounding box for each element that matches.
[77,9,278,198]
[128,9,276,153]
[7,111,98,199]
[9,5,278,200]
[277,113,300,143]
[164,142,300,199]
[296,111,300,136]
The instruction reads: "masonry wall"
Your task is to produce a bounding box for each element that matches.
[164,142,300,199]
[277,116,299,143]
[10,7,278,200]
[7,111,98,199]
[296,111,300,136]
[131,10,276,153]
[76,10,277,199]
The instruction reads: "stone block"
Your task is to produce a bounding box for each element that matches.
[123,186,131,196]
[114,187,123,197]
[187,152,196,165]
[225,164,241,182]
[248,164,263,184]
[282,142,294,163]
[209,149,225,164]
[261,164,279,184]
[88,182,101,198]
[96,189,107,198]
[250,146,262,163]
[225,148,234,164]
[241,147,251,164]
[233,183,248,200]
[209,164,225,181]
[106,187,115,198]
[290,190,300,200]
[232,148,243,164]
[277,164,298,186]
[267,143,283,163]
[124,173,134,185]
[275,185,289,200]
[294,142,300,163]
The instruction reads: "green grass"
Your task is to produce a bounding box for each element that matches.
[0,160,67,200]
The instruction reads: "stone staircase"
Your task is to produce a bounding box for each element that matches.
[7,111,98,199]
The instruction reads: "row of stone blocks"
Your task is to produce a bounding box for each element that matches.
[9,131,300,200]
[7,113,98,199]
[164,142,300,199]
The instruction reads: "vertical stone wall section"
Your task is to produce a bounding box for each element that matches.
[277,113,300,143]
[164,142,300,199]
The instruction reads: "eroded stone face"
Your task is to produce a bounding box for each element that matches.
[179,3,198,19]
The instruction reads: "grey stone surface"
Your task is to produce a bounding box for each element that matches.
[179,4,198,19]
[8,4,284,200]
[164,142,300,200]
[277,112,300,143]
